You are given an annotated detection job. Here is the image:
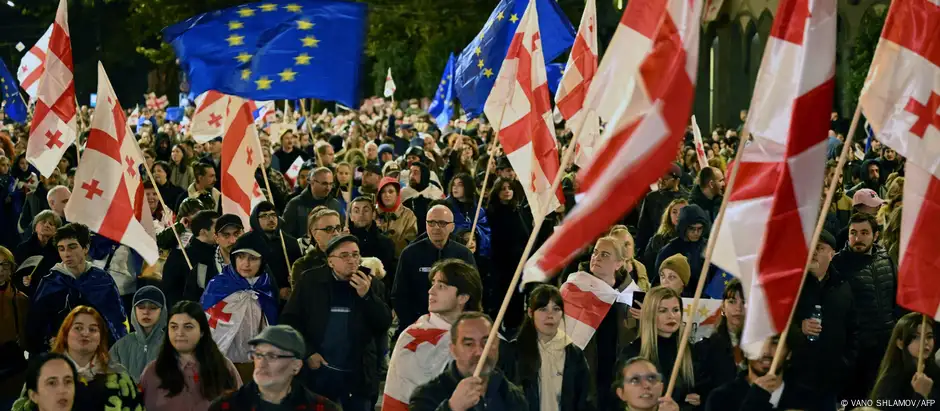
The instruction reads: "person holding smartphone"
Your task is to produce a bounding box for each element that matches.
[281,234,392,411]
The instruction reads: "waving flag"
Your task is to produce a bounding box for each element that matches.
[384,68,396,98]
[858,0,940,319]
[26,0,77,178]
[428,54,456,130]
[455,0,574,118]
[1,59,28,123]
[382,313,452,411]
[65,63,159,264]
[523,0,704,284]
[561,272,640,349]
[554,0,599,167]
[221,96,266,229]
[711,0,836,356]
[17,24,52,100]
[483,0,563,221]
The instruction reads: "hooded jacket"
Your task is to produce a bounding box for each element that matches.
[376,177,418,256]
[655,204,711,294]
[248,206,302,292]
[109,286,167,382]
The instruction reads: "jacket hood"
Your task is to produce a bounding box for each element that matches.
[377,177,402,212]
[130,286,168,344]
[676,204,710,241]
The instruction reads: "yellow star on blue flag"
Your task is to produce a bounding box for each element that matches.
[163,0,367,107]
[428,53,456,129]
[0,59,27,123]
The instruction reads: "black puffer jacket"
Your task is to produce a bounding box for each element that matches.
[832,244,897,349]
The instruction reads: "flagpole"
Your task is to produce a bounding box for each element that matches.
[767,103,862,374]
[142,163,193,270]
[664,128,750,398]
[472,111,584,378]
[258,164,295,287]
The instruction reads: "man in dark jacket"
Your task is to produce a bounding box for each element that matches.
[393,205,475,334]
[786,230,857,411]
[705,336,812,411]
[654,204,711,289]
[281,234,391,410]
[410,312,527,411]
[249,201,302,301]
[636,163,686,251]
[161,210,220,308]
[347,195,396,296]
[282,167,344,238]
[832,212,897,402]
[689,166,724,222]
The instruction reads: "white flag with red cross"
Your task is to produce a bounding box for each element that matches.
[859,0,940,319]
[221,96,265,229]
[382,313,452,411]
[523,0,704,285]
[17,24,52,101]
[26,0,77,178]
[560,272,640,349]
[484,0,563,220]
[711,0,836,357]
[65,63,158,264]
[554,0,600,168]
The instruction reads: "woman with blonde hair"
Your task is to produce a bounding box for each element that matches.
[608,225,650,291]
[621,286,701,409]
[642,199,688,268]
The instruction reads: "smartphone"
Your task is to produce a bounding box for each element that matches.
[632,292,647,310]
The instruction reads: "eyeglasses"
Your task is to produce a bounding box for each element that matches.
[329,252,361,261]
[315,225,343,234]
[249,351,296,362]
[427,220,453,228]
[625,373,663,386]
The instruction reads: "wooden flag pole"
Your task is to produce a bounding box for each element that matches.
[142,163,192,270]
[767,103,862,374]
[258,163,294,284]
[472,116,584,378]
[665,129,749,398]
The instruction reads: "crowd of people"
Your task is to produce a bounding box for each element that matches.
[0,99,935,411]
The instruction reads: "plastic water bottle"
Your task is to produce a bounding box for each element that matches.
[807,305,823,342]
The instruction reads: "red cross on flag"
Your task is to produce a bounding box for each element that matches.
[710,0,836,357]
[484,0,563,221]
[16,24,52,101]
[858,0,940,319]
[522,0,704,285]
[221,96,265,229]
[65,63,159,264]
[382,313,452,411]
[554,0,599,168]
[26,0,77,178]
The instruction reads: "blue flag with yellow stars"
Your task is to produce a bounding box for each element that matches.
[428,53,456,130]
[163,0,367,108]
[0,59,27,123]
[455,0,575,119]
[704,269,735,299]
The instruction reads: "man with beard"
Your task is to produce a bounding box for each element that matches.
[409,312,527,411]
[832,212,897,402]
[785,230,857,411]
[250,201,303,301]
[636,164,685,251]
[705,336,811,410]
[690,166,724,222]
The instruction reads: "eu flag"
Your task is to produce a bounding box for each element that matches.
[163,0,367,108]
[704,269,735,299]
[428,53,456,130]
[0,59,27,123]
[455,0,575,119]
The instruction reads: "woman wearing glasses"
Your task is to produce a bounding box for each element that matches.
[140,301,242,411]
[290,207,342,288]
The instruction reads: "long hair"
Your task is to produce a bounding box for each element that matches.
[638,287,694,387]
[871,313,936,401]
[513,284,566,385]
[51,306,111,369]
[715,278,744,339]
[154,301,236,400]
[656,199,689,237]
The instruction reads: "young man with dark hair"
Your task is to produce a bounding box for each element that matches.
[162,210,221,307]
[27,223,128,354]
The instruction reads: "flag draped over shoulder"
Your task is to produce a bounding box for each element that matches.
[428,54,456,130]
[858,0,940,319]
[382,313,452,411]
[163,0,367,107]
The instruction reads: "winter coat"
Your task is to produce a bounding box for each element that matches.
[281,186,344,238]
[161,238,221,309]
[655,204,711,293]
[704,371,813,411]
[636,188,685,252]
[248,208,303,293]
[499,339,596,411]
[392,237,475,333]
[409,361,528,411]
[109,286,168,382]
[208,380,341,411]
[832,244,897,350]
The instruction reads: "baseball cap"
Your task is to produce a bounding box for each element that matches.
[852,189,885,208]
[215,214,244,234]
[248,325,306,358]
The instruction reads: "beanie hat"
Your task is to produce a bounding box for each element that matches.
[660,254,691,285]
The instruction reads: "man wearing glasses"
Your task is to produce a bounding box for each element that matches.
[393,205,475,336]
[635,163,686,253]
[209,325,341,411]
[282,234,392,411]
[283,167,344,238]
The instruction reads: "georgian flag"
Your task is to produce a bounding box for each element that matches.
[382,313,452,411]
[560,272,640,349]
